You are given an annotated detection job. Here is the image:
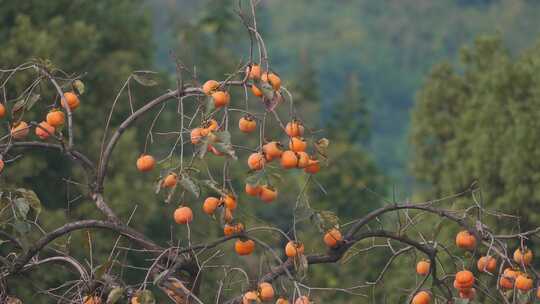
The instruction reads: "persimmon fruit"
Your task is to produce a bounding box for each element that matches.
[35,121,55,140]
[239,116,257,133]
[174,206,193,224]
[136,154,155,172]
[46,109,65,127]
[235,239,255,256]
[323,228,342,248]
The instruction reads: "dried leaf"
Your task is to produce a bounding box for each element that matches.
[13,198,29,219]
[106,287,124,304]
[73,79,85,95]
[210,131,236,159]
[26,93,40,110]
[262,89,282,112]
[138,290,156,304]
[94,259,113,280]
[180,174,200,198]
[16,188,41,215]
[133,72,158,86]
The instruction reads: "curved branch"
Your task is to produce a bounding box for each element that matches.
[7,219,163,276]
[0,141,95,174]
[96,80,244,190]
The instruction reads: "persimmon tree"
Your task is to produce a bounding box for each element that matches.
[1,2,540,304]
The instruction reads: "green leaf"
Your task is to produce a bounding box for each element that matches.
[318,210,340,229]
[133,72,158,86]
[73,79,85,95]
[16,188,42,215]
[180,174,200,198]
[138,290,156,304]
[106,287,124,304]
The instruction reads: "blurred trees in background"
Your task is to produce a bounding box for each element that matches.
[0,0,165,299]
[411,36,540,232]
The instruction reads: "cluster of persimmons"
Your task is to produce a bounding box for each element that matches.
[0,92,80,173]
[132,64,335,304]
[411,230,537,304]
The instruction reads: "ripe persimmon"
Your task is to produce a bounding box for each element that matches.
[223,207,234,223]
[174,206,193,224]
[35,121,55,140]
[276,297,290,304]
[514,248,533,266]
[289,137,307,152]
[251,84,263,97]
[239,116,257,133]
[83,296,102,304]
[212,91,230,107]
[11,121,29,140]
[223,195,237,211]
[261,72,281,91]
[416,260,430,276]
[191,128,205,144]
[304,159,320,174]
[296,151,310,168]
[259,185,277,203]
[500,268,519,289]
[235,239,255,256]
[516,273,533,291]
[247,64,262,80]
[224,223,244,236]
[0,159,4,173]
[205,119,219,132]
[245,184,262,196]
[136,154,155,172]
[242,291,261,304]
[131,296,140,304]
[203,197,220,215]
[411,291,430,304]
[162,173,177,188]
[476,256,497,273]
[323,228,342,248]
[62,92,80,110]
[455,230,476,250]
[280,150,298,169]
[203,80,220,95]
[285,241,304,257]
[294,296,309,304]
[285,120,304,137]
[248,152,266,170]
[262,141,283,161]
[258,282,275,301]
[454,270,475,290]
[46,109,65,127]
[0,103,6,118]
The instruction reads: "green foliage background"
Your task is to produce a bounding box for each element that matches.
[1,0,540,303]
